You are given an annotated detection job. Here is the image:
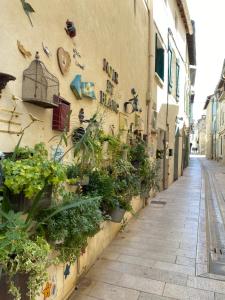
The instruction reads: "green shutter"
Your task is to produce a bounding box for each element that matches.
[168,46,173,93]
[176,59,180,100]
[155,34,164,81]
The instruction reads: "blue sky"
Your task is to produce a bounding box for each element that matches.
[187,0,225,120]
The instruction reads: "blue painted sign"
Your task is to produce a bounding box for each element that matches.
[70,75,96,100]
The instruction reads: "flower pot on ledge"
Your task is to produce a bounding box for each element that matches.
[9,185,52,212]
[109,207,125,223]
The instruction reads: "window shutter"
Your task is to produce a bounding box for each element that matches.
[52,95,70,132]
[155,34,164,81]
[176,59,180,100]
[168,46,173,93]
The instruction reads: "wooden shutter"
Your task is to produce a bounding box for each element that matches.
[52,95,70,131]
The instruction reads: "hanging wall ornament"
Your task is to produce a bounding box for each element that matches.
[64,263,71,279]
[17,40,32,58]
[20,0,35,27]
[65,20,76,38]
[57,47,71,75]
[73,49,85,70]
[42,42,51,57]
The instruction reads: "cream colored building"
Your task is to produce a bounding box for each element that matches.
[152,0,195,188]
[196,115,206,155]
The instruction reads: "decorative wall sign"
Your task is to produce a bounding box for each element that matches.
[103,59,118,84]
[17,40,32,58]
[42,282,52,300]
[70,75,96,99]
[65,20,76,38]
[20,0,35,27]
[64,263,71,279]
[57,47,71,75]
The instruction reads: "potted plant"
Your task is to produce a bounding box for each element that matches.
[1,143,66,212]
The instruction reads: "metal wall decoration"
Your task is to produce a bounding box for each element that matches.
[70,75,96,99]
[57,47,71,75]
[78,108,90,124]
[65,20,76,38]
[124,88,142,113]
[22,52,59,108]
[99,91,119,113]
[20,0,35,27]
[17,40,32,58]
[73,48,85,70]
[42,43,51,57]
[52,95,70,132]
[0,73,16,97]
[72,127,85,143]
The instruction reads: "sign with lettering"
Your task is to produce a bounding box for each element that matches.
[100,59,120,113]
[103,59,119,84]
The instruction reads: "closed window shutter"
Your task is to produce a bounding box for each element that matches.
[168,46,173,93]
[176,59,180,100]
[155,34,164,81]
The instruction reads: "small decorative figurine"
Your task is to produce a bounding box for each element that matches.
[20,0,35,27]
[42,282,52,300]
[64,263,71,279]
[124,88,142,113]
[73,48,85,70]
[78,108,90,124]
[42,43,51,57]
[17,40,32,58]
[65,19,76,38]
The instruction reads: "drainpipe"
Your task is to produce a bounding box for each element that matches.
[146,0,154,147]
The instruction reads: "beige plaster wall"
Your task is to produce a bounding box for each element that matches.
[0,0,149,155]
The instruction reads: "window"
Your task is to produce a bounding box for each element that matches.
[176,59,180,100]
[155,34,165,81]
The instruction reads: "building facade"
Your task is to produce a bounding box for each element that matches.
[152,0,195,188]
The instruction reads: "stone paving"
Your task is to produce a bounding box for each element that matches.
[70,157,225,300]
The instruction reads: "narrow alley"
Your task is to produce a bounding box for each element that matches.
[71,157,225,300]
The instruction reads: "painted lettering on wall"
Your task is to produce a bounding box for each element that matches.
[100,91,119,113]
[103,59,118,84]
[100,59,120,113]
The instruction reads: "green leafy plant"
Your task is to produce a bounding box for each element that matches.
[2,143,66,201]
[0,211,54,300]
[39,193,103,262]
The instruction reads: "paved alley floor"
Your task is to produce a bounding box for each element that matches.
[70,157,225,300]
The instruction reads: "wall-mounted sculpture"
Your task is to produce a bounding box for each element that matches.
[70,75,96,100]
[65,20,76,38]
[20,0,35,27]
[57,47,71,75]
[124,88,142,113]
[0,73,16,97]
[17,40,32,58]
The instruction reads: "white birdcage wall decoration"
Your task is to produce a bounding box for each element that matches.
[22,52,59,108]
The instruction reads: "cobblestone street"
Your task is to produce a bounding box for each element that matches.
[71,157,225,300]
